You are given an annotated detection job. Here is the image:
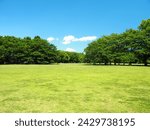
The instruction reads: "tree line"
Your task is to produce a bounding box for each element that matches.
[0,36,84,64]
[84,19,150,66]
[0,19,150,65]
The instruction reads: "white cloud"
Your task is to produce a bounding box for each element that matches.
[66,48,76,52]
[78,36,97,41]
[63,35,75,44]
[47,37,55,43]
[62,35,97,44]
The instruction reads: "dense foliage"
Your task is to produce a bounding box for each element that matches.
[57,51,84,63]
[0,36,84,64]
[84,19,150,66]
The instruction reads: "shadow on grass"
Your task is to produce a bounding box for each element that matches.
[83,63,150,67]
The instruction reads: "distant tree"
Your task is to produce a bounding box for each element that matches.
[57,51,84,63]
[57,51,70,63]
[66,52,84,63]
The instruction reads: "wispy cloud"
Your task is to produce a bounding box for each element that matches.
[63,35,97,44]
[47,37,59,43]
[66,48,76,52]
[63,35,75,44]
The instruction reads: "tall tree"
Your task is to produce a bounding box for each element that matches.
[138,19,150,66]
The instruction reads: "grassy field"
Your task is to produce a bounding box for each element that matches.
[0,64,150,112]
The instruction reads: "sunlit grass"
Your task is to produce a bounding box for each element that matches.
[0,64,150,112]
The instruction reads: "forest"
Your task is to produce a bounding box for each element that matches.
[0,19,150,65]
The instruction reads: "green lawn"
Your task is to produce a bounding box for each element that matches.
[0,64,150,112]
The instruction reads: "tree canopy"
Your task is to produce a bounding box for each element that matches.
[84,19,150,66]
[0,36,84,64]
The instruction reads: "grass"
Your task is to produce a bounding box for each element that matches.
[0,64,150,112]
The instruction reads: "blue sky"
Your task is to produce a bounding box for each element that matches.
[0,0,150,52]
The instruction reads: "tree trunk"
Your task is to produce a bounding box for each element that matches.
[144,58,148,66]
[144,62,148,66]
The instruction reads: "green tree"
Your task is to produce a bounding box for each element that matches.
[57,51,70,63]
[137,19,150,66]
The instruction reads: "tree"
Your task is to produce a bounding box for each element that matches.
[84,19,150,66]
[0,35,57,64]
[137,19,150,66]
[57,51,70,63]
[66,52,84,63]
